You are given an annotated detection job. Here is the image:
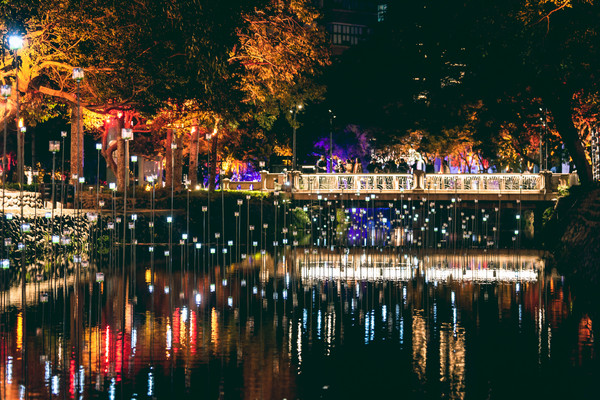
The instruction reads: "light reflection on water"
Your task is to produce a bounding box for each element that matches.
[0,250,597,399]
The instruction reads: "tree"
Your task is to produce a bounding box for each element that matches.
[1,0,330,193]
[323,0,600,182]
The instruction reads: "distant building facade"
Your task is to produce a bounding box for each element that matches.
[314,0,383,56]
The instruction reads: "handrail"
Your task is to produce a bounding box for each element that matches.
[296,173,413,192]
[423,173,543,192]
[223,171,580,194]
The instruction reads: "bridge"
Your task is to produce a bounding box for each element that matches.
[223,171,577,202]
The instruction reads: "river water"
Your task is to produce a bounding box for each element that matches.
[0,250,597,399]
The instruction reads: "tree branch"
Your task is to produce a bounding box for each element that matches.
[37,85,78,103]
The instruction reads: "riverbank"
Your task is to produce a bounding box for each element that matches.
[543,185,600,284]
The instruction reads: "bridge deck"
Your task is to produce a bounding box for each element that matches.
[223,171,576,202]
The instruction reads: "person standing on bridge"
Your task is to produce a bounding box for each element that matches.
[316,155,327,173]
[345,158,354,173]
[353,158,362,173]
[440,159,450,174]
[397,158,409,173]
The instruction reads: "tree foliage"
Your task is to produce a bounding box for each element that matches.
[0,0,330,188]
[326,0,600,182]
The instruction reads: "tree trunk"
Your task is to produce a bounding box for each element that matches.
[116,130,125,192]
[174,133,183,192]
[209,130,219,192]
[546,92,593,185]
[70,103,84,184]
[165,128,173,190]
[189,125,200,187]
[102,118,118,176]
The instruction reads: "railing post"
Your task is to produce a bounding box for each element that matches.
[540,171,552,192]
[292,170,300,190]
[414,170,425,190]
[519,174,523,191]
[260,170,268,190]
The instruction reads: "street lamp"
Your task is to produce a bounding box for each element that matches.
[8,35,23,52]
[49,141,60,215]
[8,33,27,340]
[329,109,336,172]
[96,142,102,218]
[1,84,11,219]
[72,67,84,184]
[291,103,303,171]
[131,154,138,218]
[8,34,23,219]
[121,128,133,270]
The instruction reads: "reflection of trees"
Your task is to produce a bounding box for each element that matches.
[4,253,596,399]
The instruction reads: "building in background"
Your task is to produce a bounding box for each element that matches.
[315,0,383,56]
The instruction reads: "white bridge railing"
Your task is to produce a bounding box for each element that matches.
[423,174,543,192]
[295,173,544,193]
[297,174,414,192]
[224,171,574,195]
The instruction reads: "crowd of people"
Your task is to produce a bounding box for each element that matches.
[316,155,363,174]
[316,154,451,174]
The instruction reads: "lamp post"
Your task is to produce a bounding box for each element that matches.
[170,141,176,274]
[291,103,303,171]
[72,67,84,184]
[60,131,67,216]
[95,142,102,242]
[121,128,133,271]
[8,34,23,221]
[205,132,212,259]
[9,34,27,394]
[328,109,335,172]
[1,84,11,220]
[49,141,60,216]
[131,154,137,214]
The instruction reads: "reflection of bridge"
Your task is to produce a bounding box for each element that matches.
[224,171,577,201]
[295,251,543,283]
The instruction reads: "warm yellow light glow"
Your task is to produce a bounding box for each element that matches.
[211,307,219,348]
[16,312,23,351]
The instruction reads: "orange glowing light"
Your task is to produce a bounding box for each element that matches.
[190,311,197,354]
[173,308,180,347]
[16,312,23,351]
[211,307,219,348]
[179,313,186,347]
[105,326,110,368]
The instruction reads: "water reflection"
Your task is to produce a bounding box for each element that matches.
[0,250,597,399]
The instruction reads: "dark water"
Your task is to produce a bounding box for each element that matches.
[0,250,598,399]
